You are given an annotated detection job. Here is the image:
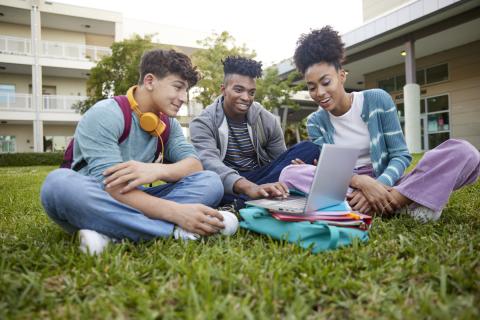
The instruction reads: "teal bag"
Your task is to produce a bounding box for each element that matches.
[239,207,369,253]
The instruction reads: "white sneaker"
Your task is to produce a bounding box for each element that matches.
[173,211,239,240]
[218,210,239,236]
[173,226,200,241]
[399,205,442,223]
[78,229,112,255]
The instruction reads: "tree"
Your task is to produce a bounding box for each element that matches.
[192,31,302,113]
[75,35,169,114]
[191,31,255,107]
[255,66,303,112]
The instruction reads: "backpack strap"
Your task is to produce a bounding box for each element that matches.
[112,96,132,144]
[67,96,132,171]
[114,95,171,162]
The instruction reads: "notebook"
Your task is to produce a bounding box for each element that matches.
[245,144,360,214]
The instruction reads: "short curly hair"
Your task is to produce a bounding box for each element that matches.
[138,49,199,87]
[223,56,263,81]
[293,26,345,75]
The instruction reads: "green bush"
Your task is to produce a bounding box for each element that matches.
[0,152,63,167]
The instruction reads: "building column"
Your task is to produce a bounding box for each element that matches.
[114,21,123,41]
[31,0,43,152]
[295,125,301,143]
[403,39,422,153]
[281,106,289,133]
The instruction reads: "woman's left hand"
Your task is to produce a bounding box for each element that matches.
[347,190,373,214]
[350,175,400,215]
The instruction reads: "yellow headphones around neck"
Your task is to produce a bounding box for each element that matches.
[126,85,166,137]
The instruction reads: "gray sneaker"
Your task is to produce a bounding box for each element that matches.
[78,229,112,255]
[399,205,442,223]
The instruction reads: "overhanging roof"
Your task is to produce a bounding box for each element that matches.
[278,0,480,90]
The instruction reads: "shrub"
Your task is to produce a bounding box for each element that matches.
[0,152,63,167]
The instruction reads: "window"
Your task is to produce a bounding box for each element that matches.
[378,77,395,92]
[395,94,450,150]
[425,95,450,149]
[377,63,448,92]
[0,84,15,104]
[416,70,425,85]
[426,64,448,84]
[395,75,406,89]
[0,136,16,153]
[43,136,72,152]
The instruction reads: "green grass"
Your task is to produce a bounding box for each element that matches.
[1,158,479,319]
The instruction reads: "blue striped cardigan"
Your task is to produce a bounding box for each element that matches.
[306,88,412,186]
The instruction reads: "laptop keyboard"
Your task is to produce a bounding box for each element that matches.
[278,197,306,209]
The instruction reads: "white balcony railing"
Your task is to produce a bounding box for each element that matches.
[0,35,31,56]
[42,95,88,112]
[0,35,111,61]
[0,93,87,112]
[0,93,32,110]
[41,40,111,61]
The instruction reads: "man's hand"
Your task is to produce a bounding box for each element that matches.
[103,160,163,193]
[244,182,290,199]
[350,175,401,215]
[233,178,289,199]
[172,203,225,236]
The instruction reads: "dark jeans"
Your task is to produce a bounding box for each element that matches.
[221,141,320,208]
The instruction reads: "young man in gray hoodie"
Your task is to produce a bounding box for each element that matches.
[190,56,319,207]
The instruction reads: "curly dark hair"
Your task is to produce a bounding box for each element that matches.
[293,26,345,75]
[138,49,199,87]
[222,56,263,80]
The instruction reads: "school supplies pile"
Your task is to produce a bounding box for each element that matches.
[239,206,369,254]
[240,145,371,253]
[271,208,372,231]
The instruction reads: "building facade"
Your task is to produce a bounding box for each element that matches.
[0,0,203,153]
[278,0,480,150]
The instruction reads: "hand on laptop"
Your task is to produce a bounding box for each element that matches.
[234,179,290,199]
[248,182,290,199]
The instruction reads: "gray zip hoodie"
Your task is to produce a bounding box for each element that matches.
[190,96,287,194]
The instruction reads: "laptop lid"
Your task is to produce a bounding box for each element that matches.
[245,144,360,214]
[304,144,360,213]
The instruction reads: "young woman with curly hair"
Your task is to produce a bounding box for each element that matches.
[280,26,480,222]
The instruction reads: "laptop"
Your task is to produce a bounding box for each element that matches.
[245,144,360,214]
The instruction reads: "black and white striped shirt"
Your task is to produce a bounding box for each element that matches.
[223,118,259,172]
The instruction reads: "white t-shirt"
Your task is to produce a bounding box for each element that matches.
[329,91,371,168]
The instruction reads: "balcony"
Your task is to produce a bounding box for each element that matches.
[0,93,87,112]
[0,35,111,61]
[0,36,31,56]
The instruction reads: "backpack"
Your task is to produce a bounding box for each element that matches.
[239,207,369,253]
[60,95,170,171]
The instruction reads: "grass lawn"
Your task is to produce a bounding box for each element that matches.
[1,157,479,319]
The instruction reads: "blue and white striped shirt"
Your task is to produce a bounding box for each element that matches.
[307,89,412,186]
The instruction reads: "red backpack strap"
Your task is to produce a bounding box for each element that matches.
[155,114,171,161]
[112,96,132,144]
